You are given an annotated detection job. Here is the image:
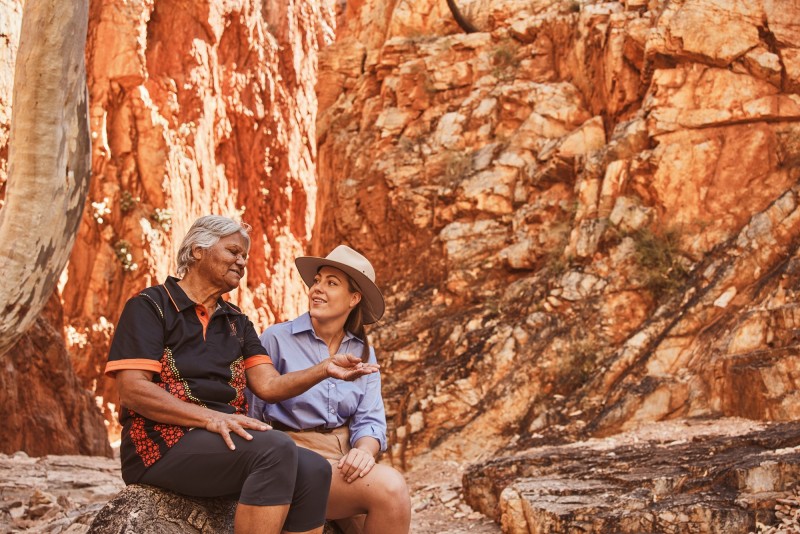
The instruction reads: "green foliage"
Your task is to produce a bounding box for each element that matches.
[443,150,473,185]
[151,208,173,232]
[120,191,139,213]
[553,336,599,394]
[492,41,521,79]
[631,226,689,299]
[113,240,138,272]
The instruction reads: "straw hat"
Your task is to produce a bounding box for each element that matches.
[295,245,385,324]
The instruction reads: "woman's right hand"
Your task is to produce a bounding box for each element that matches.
[117,370,273,451]
[326,353,380,381]
[204,412,271,450]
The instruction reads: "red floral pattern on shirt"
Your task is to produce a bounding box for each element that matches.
[129,348,195,467]
[128,409,162,467]
[228,356,247,414]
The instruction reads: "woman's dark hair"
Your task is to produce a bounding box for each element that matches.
[344,275,371,362]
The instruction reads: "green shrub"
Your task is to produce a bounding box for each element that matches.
[113,240,138,272]
[631,226,689,299]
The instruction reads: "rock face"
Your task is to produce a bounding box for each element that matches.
[64,0,335,436]
[0,0,334,447]
[314,0,800,470]
[3,0,800,531]
[0,451,123,532]
[0,295,111,456]
[463,419,800,533]
[0,451,495,534]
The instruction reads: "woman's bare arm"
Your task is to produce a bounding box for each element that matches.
[116,369,269,450]
[246,353,379,403]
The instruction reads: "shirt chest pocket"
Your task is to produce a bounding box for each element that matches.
[336,384,363,415]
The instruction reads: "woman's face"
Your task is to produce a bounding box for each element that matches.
[308,266,361,323]
[192,233,248,293]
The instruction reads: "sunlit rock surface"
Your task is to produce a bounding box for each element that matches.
[2,0,800,531]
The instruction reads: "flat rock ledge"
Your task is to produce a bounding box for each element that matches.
[463,419,800,534]
[88,484,340,534]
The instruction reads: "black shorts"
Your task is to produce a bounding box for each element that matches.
[138,428,331,531]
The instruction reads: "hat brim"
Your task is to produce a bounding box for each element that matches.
[295,256,385,324]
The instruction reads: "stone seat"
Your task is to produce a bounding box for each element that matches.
[88,484,340,533]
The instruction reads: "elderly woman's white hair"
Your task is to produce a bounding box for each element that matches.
[176,215,252,277]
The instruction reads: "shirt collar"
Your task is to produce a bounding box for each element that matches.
[163,276,242,315]
[292,312,361,342]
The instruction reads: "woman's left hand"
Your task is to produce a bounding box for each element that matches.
[337,447,376,483]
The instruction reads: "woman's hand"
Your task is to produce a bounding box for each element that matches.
[117,370,271,451]
[337,447,377,483]
[204,412,271,451]
[326,353,380,381]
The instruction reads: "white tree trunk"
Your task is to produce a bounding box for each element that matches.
[0,0,91,357]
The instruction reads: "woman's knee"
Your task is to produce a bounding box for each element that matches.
[361,466,409,510]
[296,447,332,486]
[244,430,299,472]
[380,467,409,502]
[237,432,301,505]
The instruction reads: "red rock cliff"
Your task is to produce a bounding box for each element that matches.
[0,0,334,451]
[2,0,800,476]
[314,0,800,468]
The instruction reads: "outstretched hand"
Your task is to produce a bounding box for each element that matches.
[326,353,380,381]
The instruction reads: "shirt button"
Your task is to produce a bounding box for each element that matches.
[330,409,335,414]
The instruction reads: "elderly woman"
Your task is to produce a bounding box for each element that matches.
[105,216,378,534]
[248,245,411,534]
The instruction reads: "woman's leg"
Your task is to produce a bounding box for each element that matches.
[281,447,332,533]
[326,463,411,534]
[138,429,329,534]
[284,428,411,534]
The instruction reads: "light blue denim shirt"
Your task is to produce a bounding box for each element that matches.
[246,312,387,451]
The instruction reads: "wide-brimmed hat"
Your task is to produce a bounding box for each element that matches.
[295,245,385,324]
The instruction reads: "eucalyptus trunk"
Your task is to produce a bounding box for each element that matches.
[0,0,91,357]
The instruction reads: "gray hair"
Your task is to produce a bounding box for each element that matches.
[176,215,252,277]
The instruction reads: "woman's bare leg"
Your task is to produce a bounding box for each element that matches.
[325,464,411,534]
[235,503,289,534]
[234,503,324,534]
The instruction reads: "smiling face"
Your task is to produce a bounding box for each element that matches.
[192,232,248,294]
[308,266,362,324]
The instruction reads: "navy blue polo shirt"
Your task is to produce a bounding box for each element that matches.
[105,276,270,483]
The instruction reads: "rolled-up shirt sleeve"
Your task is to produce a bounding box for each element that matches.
[104,295,166,377]
[349,347,387,451]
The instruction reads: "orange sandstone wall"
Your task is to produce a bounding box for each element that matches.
[0,0,335,452]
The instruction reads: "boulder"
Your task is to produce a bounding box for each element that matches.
[88,484,341,534]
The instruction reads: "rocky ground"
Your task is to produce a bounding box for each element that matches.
[6,419,800,533]
[0,449,500,533]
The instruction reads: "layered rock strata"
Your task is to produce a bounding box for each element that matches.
[315,0,800,473]
[2,7,800,534]
[463,419,800,533]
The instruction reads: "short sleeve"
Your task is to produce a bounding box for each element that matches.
[242,316,271,369]
[104,295,167,377]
